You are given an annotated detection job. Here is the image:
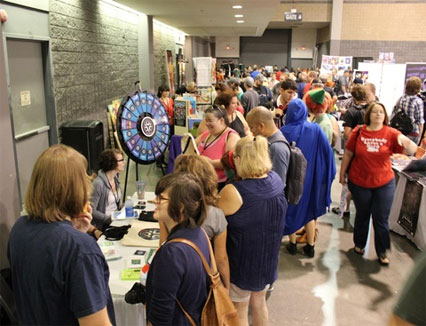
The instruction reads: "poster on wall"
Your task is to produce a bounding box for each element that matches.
[378,52,395,64]
[320,55,352,74]
[405,63,426,83]
[165,50,175,95]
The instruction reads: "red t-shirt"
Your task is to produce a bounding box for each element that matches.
[346,125,403,188]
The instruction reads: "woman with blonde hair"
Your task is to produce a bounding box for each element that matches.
[159,154,230,289]
[218,136,287,326]
[8,145,115,326]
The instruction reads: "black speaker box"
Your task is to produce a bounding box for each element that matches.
[60,120,104,173]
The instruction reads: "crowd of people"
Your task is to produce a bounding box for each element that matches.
[6,63,426,325]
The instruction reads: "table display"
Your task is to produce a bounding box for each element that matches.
[100,192,159,326]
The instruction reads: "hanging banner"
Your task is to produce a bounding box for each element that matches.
[320,55,353,74]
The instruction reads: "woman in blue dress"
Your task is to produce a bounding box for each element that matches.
[218,135,287,326]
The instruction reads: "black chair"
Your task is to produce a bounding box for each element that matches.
[0,269,18,325]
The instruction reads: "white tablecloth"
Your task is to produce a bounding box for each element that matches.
[103,192,158,326]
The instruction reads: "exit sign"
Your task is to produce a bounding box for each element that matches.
[284,12,303,22]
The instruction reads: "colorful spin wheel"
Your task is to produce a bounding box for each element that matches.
[116,91,170,165]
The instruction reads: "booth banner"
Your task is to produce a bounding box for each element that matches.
[405,63,426,83]
[321,55,352,74]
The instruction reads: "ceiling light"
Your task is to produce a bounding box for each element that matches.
[236,20,244,23]
[234,14,243,18]
[232,5,243,9]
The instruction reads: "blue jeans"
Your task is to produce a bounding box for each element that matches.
[348,179,395,257]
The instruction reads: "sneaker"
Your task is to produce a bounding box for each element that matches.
[303,244,315,258]
[286,242,297,255]
[331,207,350,218]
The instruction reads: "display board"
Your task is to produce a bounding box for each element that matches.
[405,63,426,83]
[320,55,352,74]
[116,91,171,165]
[358,62,406,116]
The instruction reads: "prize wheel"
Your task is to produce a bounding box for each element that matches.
[116,91,170,165]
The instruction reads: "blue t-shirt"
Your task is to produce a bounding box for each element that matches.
[146,226,210,326]
[7,216,115,325]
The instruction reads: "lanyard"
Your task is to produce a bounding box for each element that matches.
[107,177,121,210]
[201,127,227,153]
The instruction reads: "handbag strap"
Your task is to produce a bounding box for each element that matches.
[167,228,218,326]
[168,228,217,276]
[176,300,197,326]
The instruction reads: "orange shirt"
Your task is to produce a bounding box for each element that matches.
[346,125,403,188]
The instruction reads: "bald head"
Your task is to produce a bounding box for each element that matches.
[246,106,277,136]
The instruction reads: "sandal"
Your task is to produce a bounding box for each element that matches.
[353,246,364,255]
[378,255,390,266]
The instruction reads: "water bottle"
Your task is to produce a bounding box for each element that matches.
[125,196,134,218]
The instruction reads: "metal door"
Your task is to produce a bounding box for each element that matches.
[6,39,50,203]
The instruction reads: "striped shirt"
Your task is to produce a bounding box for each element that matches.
[393,94,424,143]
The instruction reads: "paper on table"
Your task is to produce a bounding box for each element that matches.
[113,210,125,220]
[121,220,160,247]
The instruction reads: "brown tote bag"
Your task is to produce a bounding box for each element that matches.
[169,229,239,326]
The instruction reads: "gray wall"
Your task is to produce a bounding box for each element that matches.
[240,29,291,69]
[317,41,330,68]
[0,1,50,270]
[338,40,426,64]
[183,36,211,83]
[50,0,139,139]
[291,58,313,70]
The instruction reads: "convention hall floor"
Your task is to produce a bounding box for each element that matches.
[120,154,420,326]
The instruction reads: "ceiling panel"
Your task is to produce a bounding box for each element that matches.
[114,0,281,36]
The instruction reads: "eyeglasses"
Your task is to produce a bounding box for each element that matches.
[155,195,169,204]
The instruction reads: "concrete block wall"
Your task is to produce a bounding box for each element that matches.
[49,0,139,140]
[153,20,185,94]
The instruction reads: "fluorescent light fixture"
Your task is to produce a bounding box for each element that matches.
[236,20,245,23]
[234,14,243,18]
[232,5,243,9]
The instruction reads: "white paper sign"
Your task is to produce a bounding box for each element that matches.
[20,90,31,106]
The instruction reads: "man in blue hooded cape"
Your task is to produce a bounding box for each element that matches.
[280,98,336,257]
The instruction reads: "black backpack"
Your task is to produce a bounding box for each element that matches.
[269,139,307,205]
[390,98,413,135]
